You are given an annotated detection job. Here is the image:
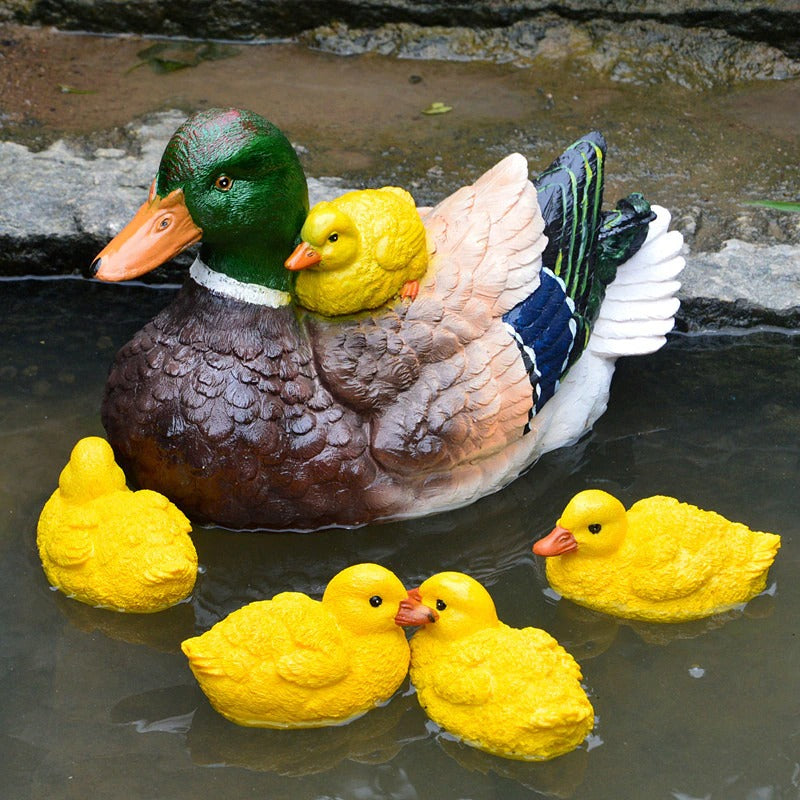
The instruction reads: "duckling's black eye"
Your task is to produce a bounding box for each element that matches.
[588,524,602,534]
[436,599,447,611]
[369,595,382,607]
[214,175,233,192]
[328,233,339,243]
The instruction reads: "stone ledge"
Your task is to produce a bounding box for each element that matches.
[2,1,799,57]
[2,109,798,331]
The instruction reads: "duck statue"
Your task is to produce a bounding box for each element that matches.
[37,436,197,612]
[395,571,594,761]
[284,186,429,314]
[92,107,684,530]
[182,563,411,727]
[533,490,781,622]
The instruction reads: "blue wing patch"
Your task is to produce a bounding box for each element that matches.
[503,269,578,428]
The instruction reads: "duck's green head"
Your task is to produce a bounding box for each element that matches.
[92,108,309,290]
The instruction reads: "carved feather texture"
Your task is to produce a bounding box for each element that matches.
[103,282,389,530]
[588,206,685,358]
[310,154,547,474]
[410,624,593,759]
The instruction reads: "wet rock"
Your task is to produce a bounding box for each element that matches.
[680,239,800,310]
[2,107,799,329]
[301,18,800,88]
[0,111,181,277]
[677,298,800,332]
[677,239,800,330]
[3,1,800,58]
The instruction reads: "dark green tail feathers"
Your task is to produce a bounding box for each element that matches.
[533,131,655,361]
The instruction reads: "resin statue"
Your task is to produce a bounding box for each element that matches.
[37,437,197,612]
[533,490,781,622]
[284,186,429,314]
[92,107,684,531]
[182,563,410,727]
[395,571,594,761]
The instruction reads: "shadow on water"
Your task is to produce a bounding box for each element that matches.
[1,277,799,799]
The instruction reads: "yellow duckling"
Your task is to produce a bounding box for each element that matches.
[284,186,429,315]
[37,437,197,613]
[181,563,411,728]
[396,572,594,761]
[534,490,781,623]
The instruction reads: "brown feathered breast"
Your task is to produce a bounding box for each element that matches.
[102,279,401,530]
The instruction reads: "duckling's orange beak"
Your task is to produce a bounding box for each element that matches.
[533,525,578,557]
[394,588,439,627]
[91,182,202,281]
[285,242,322,271]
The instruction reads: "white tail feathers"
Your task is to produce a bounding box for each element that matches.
[589,206,685,358]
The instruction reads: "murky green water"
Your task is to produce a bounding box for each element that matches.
[2,278,798,799]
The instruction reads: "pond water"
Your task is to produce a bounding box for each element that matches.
[1,276,798,799]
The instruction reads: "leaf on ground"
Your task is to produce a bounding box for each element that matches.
[422,101,453,115]
[744,200,800,213]
[58,84,96,94]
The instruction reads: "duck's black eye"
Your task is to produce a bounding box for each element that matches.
[328,233,339,243]
[214,174,233,192]
[588,523,602,534]
[369,595,382,607]
[436,599,447,611]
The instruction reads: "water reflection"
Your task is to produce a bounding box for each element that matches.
[52,594,196,652]
[543,593,778,658]
[433,734,589,798]
[185,691,425,774]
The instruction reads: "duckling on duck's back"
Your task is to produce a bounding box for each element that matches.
[93,108,684,531]
[285,186,429,315]
[533,490,781,622]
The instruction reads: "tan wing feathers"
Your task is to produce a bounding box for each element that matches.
[313,154,545,473]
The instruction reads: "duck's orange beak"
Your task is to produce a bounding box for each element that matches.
[91,182,202,281]
[394,588,439,627]
[533,525,578,557]
[285,242,322,271]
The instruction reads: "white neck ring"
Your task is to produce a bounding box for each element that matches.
[189,256,292,308]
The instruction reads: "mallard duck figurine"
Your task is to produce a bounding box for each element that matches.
[284,186,429,314]
[37,436,197,612]
[395,571,594,761]
[533,490,781,622]
[181,563,410,728]
[92,107,684,530]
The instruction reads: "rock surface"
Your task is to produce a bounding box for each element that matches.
[301,17,800,89]
[3,1,800,58]
[2,110,799,329]
[678,240,800,330]
[0,111,349,279]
